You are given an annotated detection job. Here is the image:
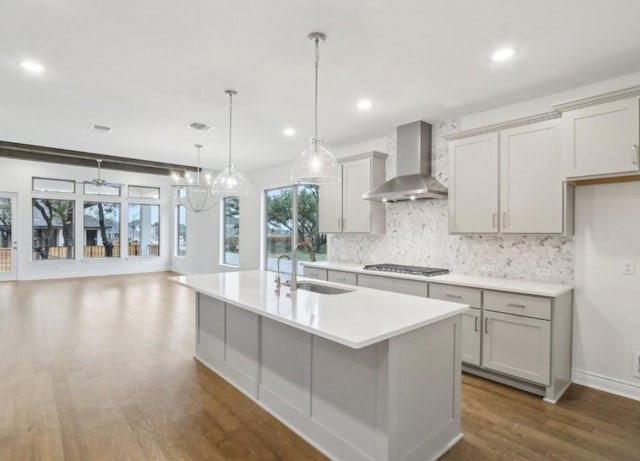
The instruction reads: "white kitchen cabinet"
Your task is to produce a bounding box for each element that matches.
[482,310,551,386]
[499,120,564,233]
[449,120,571,235]
[357,273,428,297]
[461,309,481,366]
[448,132,499,233]
[562,96,640,178]
[319,152,386,234]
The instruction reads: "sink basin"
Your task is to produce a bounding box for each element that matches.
[296,282,353,295]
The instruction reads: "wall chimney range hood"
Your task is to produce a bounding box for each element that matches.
[363,121,447,202]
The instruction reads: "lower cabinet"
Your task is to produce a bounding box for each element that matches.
[461,309,481,366]
[482,311,551,385]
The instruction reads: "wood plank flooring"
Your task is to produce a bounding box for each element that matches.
[1,272,639,460]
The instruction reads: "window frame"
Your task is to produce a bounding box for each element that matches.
[82,201,122,259]
[31,197,76,261]
[221,196,240,267]
[175,204,187,258]
[32,177,76,194]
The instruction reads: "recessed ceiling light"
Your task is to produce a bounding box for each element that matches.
[491,48,516,62]
[283,127,296,136]
[20,60,46,74]
[357,99,372,111]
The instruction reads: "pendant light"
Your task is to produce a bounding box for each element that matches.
[173,144,218,213]
[290,32,340,184]
[212,89,249,197]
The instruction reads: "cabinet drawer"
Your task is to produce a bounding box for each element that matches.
[429,283,481,308]
[357,274,428,297]
[327,270,358,286]
[484,290,551,320]
[302,266,328,281]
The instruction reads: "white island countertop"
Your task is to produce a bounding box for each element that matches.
[302,261,572,297]
[173,270,468,349]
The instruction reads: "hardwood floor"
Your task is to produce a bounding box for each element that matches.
[1,272,639,460]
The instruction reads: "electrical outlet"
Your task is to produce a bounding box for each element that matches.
[481,264,494,273]
[535,267,551,278]
[623,260,636,275]
[633,352,640,378]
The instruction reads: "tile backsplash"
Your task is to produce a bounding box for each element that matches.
[328,120,574,284]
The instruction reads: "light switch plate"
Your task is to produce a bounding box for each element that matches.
[535,267,551,278]
[623,260,636,275]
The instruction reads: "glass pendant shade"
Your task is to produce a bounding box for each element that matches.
[291,138,340,185]
[212,164,249,197]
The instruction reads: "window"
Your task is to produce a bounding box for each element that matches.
[128,186,160,199]
[84,202,120,258]
[176,204,186,257]
[128,204,160,256]
[264,185,326,275]
[32,199,75,260]
[223,197,239,265]
[32,177,75,193]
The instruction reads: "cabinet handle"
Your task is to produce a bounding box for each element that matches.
[507,303,526,308]
[342,218,346,230]
[492,213,497,228]
[446,294,462,299]
[338,218,342,230]
[484,317,489,334]
[503,212,508,228]
[474,316,479,332]
[634,144,639,166]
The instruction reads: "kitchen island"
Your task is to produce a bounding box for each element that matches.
[173,270,469,461]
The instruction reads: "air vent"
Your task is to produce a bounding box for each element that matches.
[88,124,113,134]
[187,121,214,131]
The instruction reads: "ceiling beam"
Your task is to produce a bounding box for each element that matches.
[0,140,198,176]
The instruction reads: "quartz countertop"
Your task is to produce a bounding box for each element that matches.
[172,270,468,349]
[302,261,572,297]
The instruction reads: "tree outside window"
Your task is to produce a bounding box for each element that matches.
[84,202,120,258]
[32,199,75,260]
[265,185,327,275]
[223,197,239,265]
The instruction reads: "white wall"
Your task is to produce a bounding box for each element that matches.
[0,157,172,280]
[572,182,640,399]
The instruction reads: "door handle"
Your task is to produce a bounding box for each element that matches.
[474,316,479,332]
[484,317,489,334]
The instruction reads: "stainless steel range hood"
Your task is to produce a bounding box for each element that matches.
[363,121,447,202]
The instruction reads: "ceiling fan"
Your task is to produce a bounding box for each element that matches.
[86,159,124,188]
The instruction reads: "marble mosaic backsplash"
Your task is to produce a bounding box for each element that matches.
[328,121,574,284]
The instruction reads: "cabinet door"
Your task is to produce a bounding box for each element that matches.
[342,158,372,233]
[482,311,550,385]
[461,309,481,366]
[500,120,563,233]
[563,97,640,178]
[319,167,343,233]
[449,133,499,233]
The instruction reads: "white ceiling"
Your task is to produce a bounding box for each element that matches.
[2,0,640,172]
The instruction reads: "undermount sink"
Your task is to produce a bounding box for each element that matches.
[296,282,353,295]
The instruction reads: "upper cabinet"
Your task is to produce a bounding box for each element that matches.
[500,120,564,234]
[449,133,499,233]
[561,96,640,179]
[319,152,387,234]
[448,119,571,235]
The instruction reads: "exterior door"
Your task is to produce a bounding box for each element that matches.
[0,193,17,281]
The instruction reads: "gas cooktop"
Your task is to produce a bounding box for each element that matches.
[363,264,449,277]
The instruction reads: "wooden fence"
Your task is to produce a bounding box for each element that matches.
[31,244,160,260]
[0,248,9,272]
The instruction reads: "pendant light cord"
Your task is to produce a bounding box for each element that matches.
[228,92,233,168]
[314,37,320,146]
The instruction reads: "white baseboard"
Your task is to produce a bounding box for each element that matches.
[572,369,640,402]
